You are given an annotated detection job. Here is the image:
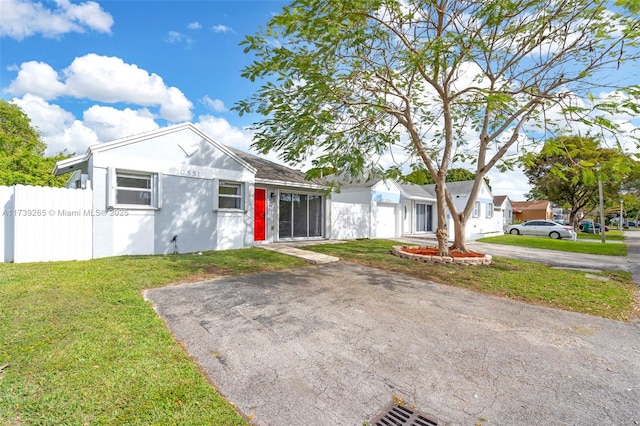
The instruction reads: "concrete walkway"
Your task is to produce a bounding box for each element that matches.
[258,241,340,264]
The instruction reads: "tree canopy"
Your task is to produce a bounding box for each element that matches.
[0,100,70,187]
[402,167,483,187]
[237,0,640,254]
[521,135,633,225]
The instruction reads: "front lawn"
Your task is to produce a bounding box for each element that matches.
[305,240,637,321]
[2,241,637,425]
[476,234,627,256]
[0,250,307,426]
[576,230,625,241]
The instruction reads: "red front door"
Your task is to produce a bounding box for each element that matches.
[254,188,266,241]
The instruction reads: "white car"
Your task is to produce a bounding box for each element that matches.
[506,220,576,239]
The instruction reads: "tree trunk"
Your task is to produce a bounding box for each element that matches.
[568,210,579,231]
[434,178,450,257]
[450,213,468,252]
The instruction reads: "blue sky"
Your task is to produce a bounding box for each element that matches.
[1,0,286,154]
[1,0,638,200]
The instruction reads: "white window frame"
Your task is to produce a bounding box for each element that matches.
[486,202,494,218]
[110,169,161,209]
[473,201,481,218]
[217,181,244,210]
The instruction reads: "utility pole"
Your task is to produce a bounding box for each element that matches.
[596,164,606,244]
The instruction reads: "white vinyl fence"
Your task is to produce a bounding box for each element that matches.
[1,185,93,263]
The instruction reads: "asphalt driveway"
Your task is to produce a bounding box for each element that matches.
[144,262,640,425]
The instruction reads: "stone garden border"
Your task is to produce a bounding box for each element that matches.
[391,245,493,266]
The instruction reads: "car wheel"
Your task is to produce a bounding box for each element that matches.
[549,231,561,239]
[510,228,520,235]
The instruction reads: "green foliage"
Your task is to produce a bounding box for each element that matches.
[393,165,488,187]
[522,135,632,223]
[0,100,70,187]
[236,0,640,250]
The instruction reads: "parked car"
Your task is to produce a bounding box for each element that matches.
[593,223,609,232]
[579,220,609,233]
[506,220,576,239]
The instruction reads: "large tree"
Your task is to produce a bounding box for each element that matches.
[0,100,70,187]
[236,0,640,254]
[522,135,630,226]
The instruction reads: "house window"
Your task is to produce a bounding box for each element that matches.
[473,201,481,218]
[218,181,243,210]
[486,203,493,218]
[116,171,156,206]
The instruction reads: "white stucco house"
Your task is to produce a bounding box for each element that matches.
[329,178,440,240]
[1,123,504,263]
[330,178,403,240]
[53,123,329,258]
[493,195,513,229]
[329,178,502,242]
[423,180,503,241]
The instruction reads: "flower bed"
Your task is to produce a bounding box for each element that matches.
[391,245,492,266]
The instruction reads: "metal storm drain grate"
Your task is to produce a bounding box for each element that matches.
[369,403,439,426]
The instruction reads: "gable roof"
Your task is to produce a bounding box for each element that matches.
[52,123,326,189]
[441,180,476,194]
[53,122,255,176]
[226,147,326,189]
[423,180,489,196]
[493,195,508,206]
[398,182,436,200]
[511,200,551,211]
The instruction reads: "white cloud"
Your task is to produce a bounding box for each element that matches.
[0,0,113,40]
[212,24,232,33]
[187,21,201,30]
[202,96,226,112]
[12,94,99,155]
[197,115,253,151]
[65,54,193,121]
[197,115,299,168]
[165,30,193,47]
[6,54,194,122]
[83,105,159,142]
[487,168,531,201]
[5,61,66,100]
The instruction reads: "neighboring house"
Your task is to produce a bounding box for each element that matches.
[53,123,328,258]
[511,200,553,222]
[425,180,503,241]
[330,178,405,240]
[331,178,501,242]
[398,182,437,236]
[493,195,513,229]
[329,178,439,240]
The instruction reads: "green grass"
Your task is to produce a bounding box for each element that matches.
[2,240,638,425]
[576,229,625,241]
[305,240,638,321]
[476,234,628,256]
[0,249,308,426]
